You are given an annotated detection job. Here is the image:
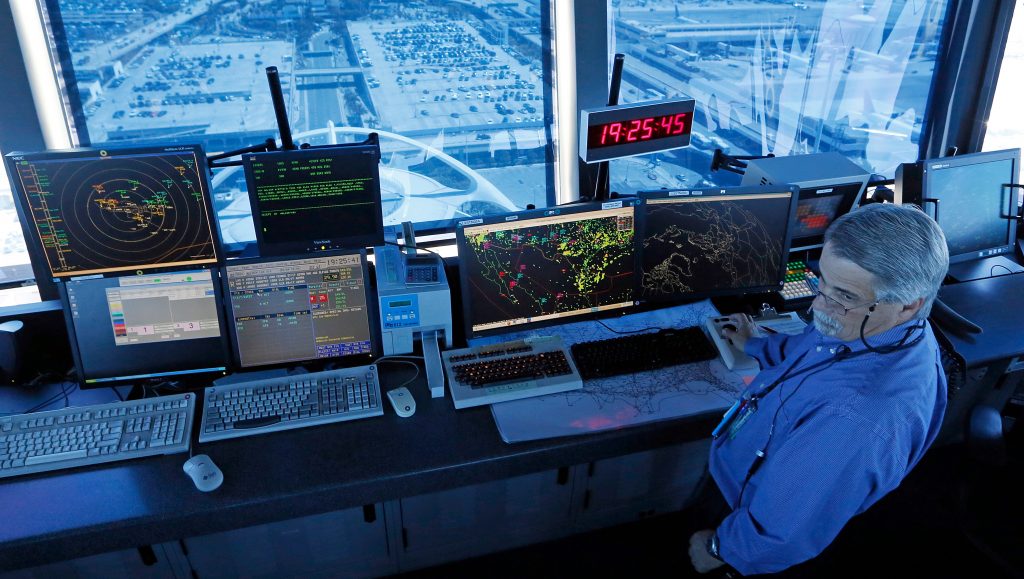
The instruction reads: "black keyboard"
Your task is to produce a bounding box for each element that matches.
[570,326,718,380]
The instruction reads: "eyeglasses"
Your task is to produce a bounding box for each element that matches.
[812,289,878,316]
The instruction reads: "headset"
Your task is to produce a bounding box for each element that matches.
[724,310,927,509]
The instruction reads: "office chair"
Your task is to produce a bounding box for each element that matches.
[954,374,1024,577]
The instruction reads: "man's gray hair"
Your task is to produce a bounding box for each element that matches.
[824,203,949,319]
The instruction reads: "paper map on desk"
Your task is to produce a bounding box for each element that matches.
[471,300,748,443]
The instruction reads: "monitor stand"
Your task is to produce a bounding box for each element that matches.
[947,255,1024,283]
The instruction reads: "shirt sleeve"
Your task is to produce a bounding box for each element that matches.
[715,405,903,575]
[743,333,792,368]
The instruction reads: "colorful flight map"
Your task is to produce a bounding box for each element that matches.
[461,207,636,333]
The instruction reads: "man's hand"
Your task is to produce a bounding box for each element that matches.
[689,528,726,574]
[720,313,758,353]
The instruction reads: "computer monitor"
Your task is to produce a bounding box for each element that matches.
[59,268,229,386]
[919,149,1020,269]
[243,144,385,256]
[4,145,220,279]
[740,152,870,252]
[222,250,378,369]
[636,185,799,301]
[456,201,639,337]
[788,186,863,251]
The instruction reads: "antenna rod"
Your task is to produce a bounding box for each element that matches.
[266,67,296,150]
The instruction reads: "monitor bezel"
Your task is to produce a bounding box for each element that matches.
[635,184,800,302]
[220,248,381,371]
[455,199,641,339]
[4,144,222,281]
[243,144,385,257]
[58,266,230,388]
[920,148,1021,265]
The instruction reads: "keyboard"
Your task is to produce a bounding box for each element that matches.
[198,364,383,442]
[0,393,195,479]
[779,260,818,301]
[570,326,718,380]
[442,335,583,409]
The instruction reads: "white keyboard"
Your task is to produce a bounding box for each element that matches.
[199,365,383,442]
[705,316,761,371]
[0,393,194,479]
[442,335,583,409]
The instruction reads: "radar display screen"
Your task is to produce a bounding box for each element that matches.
[457,202,638,336]
[244,144,384,256]
[637,186,798,301]
[5,145,219,278]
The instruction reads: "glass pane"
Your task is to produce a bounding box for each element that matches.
[43,1,555,246]
[0,146,35,285]
[609,0,950,194]
[983,1,1024,154]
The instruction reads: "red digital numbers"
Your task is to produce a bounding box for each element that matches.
[626,119,642,142]
[592,112,691,148]
[671,112,688,135]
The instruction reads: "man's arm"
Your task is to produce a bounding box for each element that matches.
[688,529,725,574]
[714,408,903,575]
[719,313,794,368]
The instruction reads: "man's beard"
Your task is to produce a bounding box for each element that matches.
[813,310,844,337]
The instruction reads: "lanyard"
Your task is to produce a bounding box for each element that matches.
[711,322,926,439]
[711,350,813,439]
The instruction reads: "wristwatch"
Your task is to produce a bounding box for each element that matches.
[706,531,722,561]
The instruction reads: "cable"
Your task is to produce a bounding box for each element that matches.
[596,319,660,334]
[990,264,1016,276]
[857,316,925,355]
[375,356,423,390]
[381,239,446,262]
[1,381,79,416]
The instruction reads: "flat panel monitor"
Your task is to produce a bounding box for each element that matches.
[456,201,639,337]
[222,250,378,369]
[788,183,864,251]
[243,145,384,256]
[60,268,229,386]
[636,185,799,301]
[920,148,1020,264]
[740,152,870,252]
[4,145,219,279]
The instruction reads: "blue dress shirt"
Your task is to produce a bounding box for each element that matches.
[708,319,947,575]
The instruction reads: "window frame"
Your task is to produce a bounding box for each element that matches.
[0,0,1018,310]
[36,0,561,241]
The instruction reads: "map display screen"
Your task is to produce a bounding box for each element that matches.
[637,186,798,301]
[457,202,638,336]
[5,145,219,278]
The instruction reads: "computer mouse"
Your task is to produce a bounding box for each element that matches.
[183,454,224,492]
[387,387,416,418]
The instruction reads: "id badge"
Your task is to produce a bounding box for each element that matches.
[728,399,758,439]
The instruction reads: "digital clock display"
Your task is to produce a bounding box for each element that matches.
[587,112,693,149]
[579,97,696,164]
